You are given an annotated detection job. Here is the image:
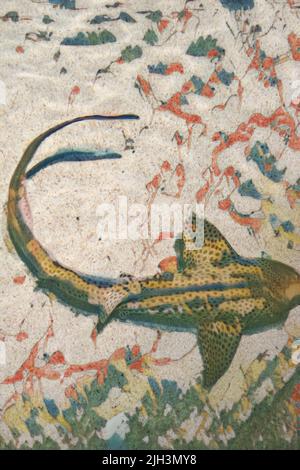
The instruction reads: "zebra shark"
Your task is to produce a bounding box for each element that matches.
[7,115,300,388]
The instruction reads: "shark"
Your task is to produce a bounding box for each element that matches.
[7,115,300,388]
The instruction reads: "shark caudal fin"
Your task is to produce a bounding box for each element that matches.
[7,114,139,321]
[174,216,238,273]
[197,315,242,388]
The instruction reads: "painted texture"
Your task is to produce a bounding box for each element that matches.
[0,0,300,450]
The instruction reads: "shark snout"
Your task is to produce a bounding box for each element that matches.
[285,274,300,306]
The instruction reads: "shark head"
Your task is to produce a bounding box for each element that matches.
[262,259,300,310]
[284,266,300,309]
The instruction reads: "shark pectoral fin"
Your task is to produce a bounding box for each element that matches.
[198,317,242,388]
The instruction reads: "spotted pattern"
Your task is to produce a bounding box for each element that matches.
[7,117,300,388]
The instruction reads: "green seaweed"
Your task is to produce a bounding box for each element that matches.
[121,45,143,63]
[61,30,116,46]
[143,29,158,46]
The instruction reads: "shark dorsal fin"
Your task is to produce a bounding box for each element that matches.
[202,218,237,255]
[175,217,237,272]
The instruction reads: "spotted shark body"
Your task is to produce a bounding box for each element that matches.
[7,115,300,388]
